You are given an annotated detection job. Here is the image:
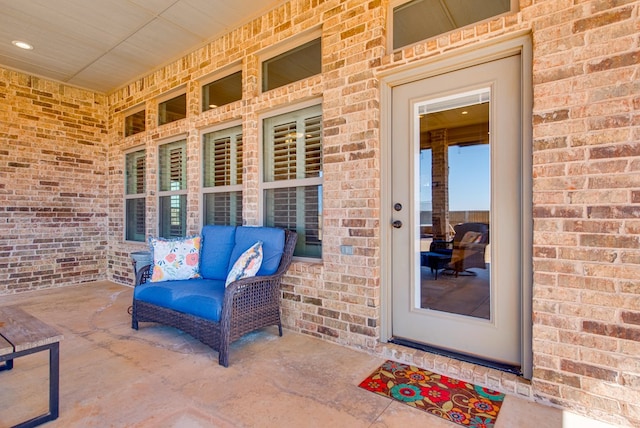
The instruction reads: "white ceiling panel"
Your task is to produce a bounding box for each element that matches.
[0,54,71,83]
[129,0,184,15]
[161,4,224,37]
[68,51,158,92]
[161,0,240,36]
[0,0,282,93]
[111,19,203,70]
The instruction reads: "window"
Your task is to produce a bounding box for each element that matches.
[158,93,187,125]
[262,38,321,92]
[202,71,242,112]
[203,125,243,226]
[393,0,513,50]
[263,104,322,258]
[125,149,146,242]
[125,110,145,137]
[158,140,187,238]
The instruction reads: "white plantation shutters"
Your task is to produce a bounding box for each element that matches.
[263,104,322,258]
[125,149,146,242]
[159,140,187,238]
[135,156,145,193]
[169,147,183,189]
[134,156,145,236]
[272,121,297,180]
[304,115,322,177]
[203,126,243,226]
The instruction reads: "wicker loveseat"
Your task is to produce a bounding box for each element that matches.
[131,225,297,367]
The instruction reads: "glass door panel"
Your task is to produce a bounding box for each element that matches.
[418,90,491,319]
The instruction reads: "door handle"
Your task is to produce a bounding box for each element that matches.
[392,220,403,229]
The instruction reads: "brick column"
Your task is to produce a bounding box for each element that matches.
[430,129,449,240]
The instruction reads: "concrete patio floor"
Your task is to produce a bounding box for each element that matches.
[0,281,617,427]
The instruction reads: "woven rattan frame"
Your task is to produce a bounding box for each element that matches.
[131,229,297,367]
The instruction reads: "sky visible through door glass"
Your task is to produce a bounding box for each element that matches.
[420,144,490,212]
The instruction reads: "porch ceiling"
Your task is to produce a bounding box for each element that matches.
[0,0,281,93]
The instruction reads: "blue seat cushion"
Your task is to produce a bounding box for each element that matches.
[230,226,285,276]
[199,225,237,280]
[134,279,225,322]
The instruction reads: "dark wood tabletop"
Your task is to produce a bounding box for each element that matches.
[0,305,63,355]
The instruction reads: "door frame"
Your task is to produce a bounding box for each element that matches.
[378,31,534,378]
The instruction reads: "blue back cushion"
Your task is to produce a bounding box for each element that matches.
[229,227,285,276]
[199,225,237,280]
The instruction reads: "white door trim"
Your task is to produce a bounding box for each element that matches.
[378,31,533,378]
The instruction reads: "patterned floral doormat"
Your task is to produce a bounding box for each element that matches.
[358,360,505,428]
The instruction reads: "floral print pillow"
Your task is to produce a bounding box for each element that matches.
[225,241,263,287]
[150,235,201,282]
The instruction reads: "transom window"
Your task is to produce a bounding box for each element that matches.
[262,38,321,92]
[158,93,187,126]
[393,0,513,50]
[263,103,323,258]
[202,71,242,112]
[124,110,145,137]
[125,149,146,242]
[158,140,187,238]
[202,125,243,226]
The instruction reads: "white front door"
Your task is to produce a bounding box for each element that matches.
[391,54,523,367]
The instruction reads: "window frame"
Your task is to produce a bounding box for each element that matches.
[157,137,188,238]
[260,99,323,261]
[201,121,244,227]
[124,147,147,242]
[259,29,322,94]
[389,0,519,52]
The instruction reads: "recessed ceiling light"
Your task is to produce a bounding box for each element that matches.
[12,40,33,50]
[461,111,468,115]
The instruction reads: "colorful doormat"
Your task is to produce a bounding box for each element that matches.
[358,360,504,428]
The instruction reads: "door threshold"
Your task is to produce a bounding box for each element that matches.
[389,337,522,376]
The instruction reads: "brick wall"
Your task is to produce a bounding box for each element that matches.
[1,0,638,425]
[105,0,640,425]
[527,0,640,424]
[0,68,108,293]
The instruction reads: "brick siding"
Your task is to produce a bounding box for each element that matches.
[0,70,108,292]
[1,0,639,425]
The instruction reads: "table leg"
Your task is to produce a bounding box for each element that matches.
[10,343,60,428]
[0,359,13,371]
[50,342,59,420]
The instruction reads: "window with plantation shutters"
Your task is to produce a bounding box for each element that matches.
[125,149,146,242]
[159,140,187,238]
[203,126,243,226]
[263,104,322,258]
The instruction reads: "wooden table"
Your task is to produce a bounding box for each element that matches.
[0,306,63,428]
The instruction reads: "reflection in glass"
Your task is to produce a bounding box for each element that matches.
[418,89,491,319]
